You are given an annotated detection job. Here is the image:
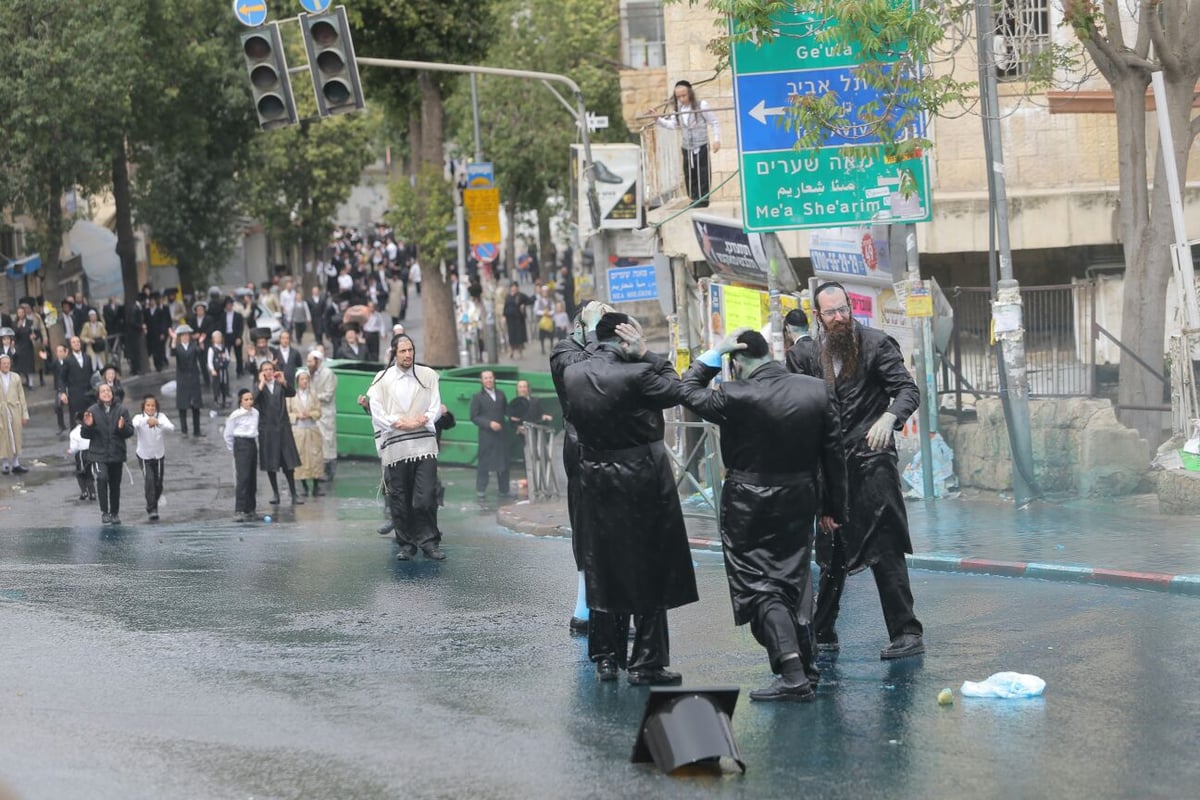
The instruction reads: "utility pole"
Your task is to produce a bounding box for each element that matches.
[975,0,1039,506]
[891,225,937,499]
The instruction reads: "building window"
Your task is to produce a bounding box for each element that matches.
[994,0,1051,80]
[622,0,665,68]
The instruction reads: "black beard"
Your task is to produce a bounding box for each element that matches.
[823,321,859,382]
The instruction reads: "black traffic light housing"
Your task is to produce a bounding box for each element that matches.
[240,22,298,130]
[300,6,365,117]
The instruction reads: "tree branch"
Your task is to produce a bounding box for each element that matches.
[1144,0,1180,75]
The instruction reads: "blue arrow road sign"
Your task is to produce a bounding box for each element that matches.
[233,0,268,27]
[299,0,332,13]
[735,67,924,153]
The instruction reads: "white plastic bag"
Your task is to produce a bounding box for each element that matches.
[1184,419,1200,456]
[961,671,1046,699]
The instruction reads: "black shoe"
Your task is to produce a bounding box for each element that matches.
[233,512,247,522]
[312,484,324,497]
[193,431,205,438]
[101,513,112,524]
[569,616,589,635]
[149,512,159,521]
[301,485,310,497]
[109,516,121,526]
[592,159,625,184]
[79,492,89,501]
[627,668,682,686]
[396,545,418,561]
[269,494,280,505]
[880,633,925,660]
[12,465,28,474]
[377,522,394,536]
[291,494,304,505]
[749,676,816,703]
[816,631,840,653]
[595,658,619,682]
[421,545,446,561]
[88,491,97,501]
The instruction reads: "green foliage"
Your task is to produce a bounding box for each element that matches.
[386,165,455,269]
[237,113,377,259]
[445,0,627,220]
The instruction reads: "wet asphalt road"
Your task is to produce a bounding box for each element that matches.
[1,466,1199,799]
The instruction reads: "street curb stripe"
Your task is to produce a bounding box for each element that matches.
[958,558,1029,576]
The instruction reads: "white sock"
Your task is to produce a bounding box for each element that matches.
[573,571,589,621]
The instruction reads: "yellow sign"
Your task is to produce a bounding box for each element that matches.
[463,188,501,246]
[906,280,933,318]
[149,241,177,268]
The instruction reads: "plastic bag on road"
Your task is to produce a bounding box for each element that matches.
[961,671,1046,698]
[902,432,958,498]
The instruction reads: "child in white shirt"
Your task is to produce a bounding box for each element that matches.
[132,394,175,521]
[224,388,260,521]
[67,412,95,501]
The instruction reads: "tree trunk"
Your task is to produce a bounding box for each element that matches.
[417,72,443,169]
[408,108,422,180]
[504,199,517,277]
[41,174,65,305]
[421,261,458,367]
[112,146,139,307]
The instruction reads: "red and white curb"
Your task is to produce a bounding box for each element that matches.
[908,554,1200,595]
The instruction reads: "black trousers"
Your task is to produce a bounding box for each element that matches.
[475,465,509,495]
[588,608,669,672]
[750,600,818,684]
[294,322,307,344]
[814,543,923,643]
[385,458,438,550]
[365,331,380,362]
[93,461,124,515]
[233,438,257,514]
[682,145,711,205]
[139,456,164,513]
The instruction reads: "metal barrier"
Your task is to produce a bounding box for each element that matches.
[520,422,560,501]
[940,283,1097,407]
[664,417,723,525]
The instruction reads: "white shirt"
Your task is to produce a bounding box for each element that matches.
[657,99,721,152]
[409,262,422,283]
[132,412,176,460]
[63,315,75,339]
[280,288,297,318]
[337,273,353,293]
[223,407,260,450]
[368,366,441,434]
[68,425,91,456]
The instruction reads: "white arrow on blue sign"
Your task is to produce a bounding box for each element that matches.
[232,0,268,27]
[299,0,332,13]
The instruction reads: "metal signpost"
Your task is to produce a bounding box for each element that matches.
[729,8,932,232]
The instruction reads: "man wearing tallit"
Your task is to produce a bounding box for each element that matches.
[365,333,445,561]
[305,349,339,483]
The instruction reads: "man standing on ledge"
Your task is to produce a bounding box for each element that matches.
[787,281,925,660]
[563,312,697,686]
[681,329,847,700]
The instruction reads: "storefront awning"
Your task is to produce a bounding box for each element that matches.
[4,253,41,277]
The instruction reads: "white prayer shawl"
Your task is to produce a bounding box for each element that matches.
[367,364,440,466]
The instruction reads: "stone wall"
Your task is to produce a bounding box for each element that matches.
[618,67,668,132]
[941,397,1149,496]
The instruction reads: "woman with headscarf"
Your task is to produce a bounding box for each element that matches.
[287,368,325,496]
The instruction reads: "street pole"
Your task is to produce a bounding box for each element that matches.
[467,71,498,362]
[975,1,1039,506]
[900,224,937,500]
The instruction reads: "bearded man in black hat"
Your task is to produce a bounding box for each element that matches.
[786,281,925,660]
[562,312,697,686]
[681,329,846,701]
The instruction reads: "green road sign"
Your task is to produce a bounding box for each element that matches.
[730,4,931,231]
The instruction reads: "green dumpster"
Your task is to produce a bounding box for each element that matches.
[328,360,562,466]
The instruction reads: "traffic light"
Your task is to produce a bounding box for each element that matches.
[240,22,298,130]
[300,6,365,117]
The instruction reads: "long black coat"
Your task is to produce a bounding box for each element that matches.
[271,346,304,385]
[173,343,205,410]
[62,352,95,417]
[562,347,697,615]
[680,360,847,624]
[255,382,301,471]
[786,324,920,573]
[503,292,530,348]
[469,388,509,473]
[550,335,593,568]
[81,401,134,464]
[12,317,38,376]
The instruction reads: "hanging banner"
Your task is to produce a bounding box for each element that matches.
[572,143,642,231]
[809,225,894,288]
[708,282,800,347]
[692,212,800,291]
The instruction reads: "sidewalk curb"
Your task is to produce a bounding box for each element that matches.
[498,506,1200,597]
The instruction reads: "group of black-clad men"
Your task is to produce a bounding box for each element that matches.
[551,282,924,701]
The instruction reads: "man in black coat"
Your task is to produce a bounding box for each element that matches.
[169,325,205,436]
[81,383,134,526]
[219,296,246,378]
[469,370,509,500]
[254,358,303,505]
[271,330,304,385]
[562,312,698,686]
[145,294,171,372]
[681,329,847,701]
[61,336,95,420]
[786,281,924,660]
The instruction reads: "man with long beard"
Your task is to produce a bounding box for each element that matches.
[786,282,925,660]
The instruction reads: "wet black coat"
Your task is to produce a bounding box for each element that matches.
[173,343,205,410]
[786,325,920,573]
[255,382,301,471]
[562,347,698,615]
[680,360,847,624]
[550,335,593,568]
[81,401,134,464]
[62,352,95,418]
[469,388,509,473]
